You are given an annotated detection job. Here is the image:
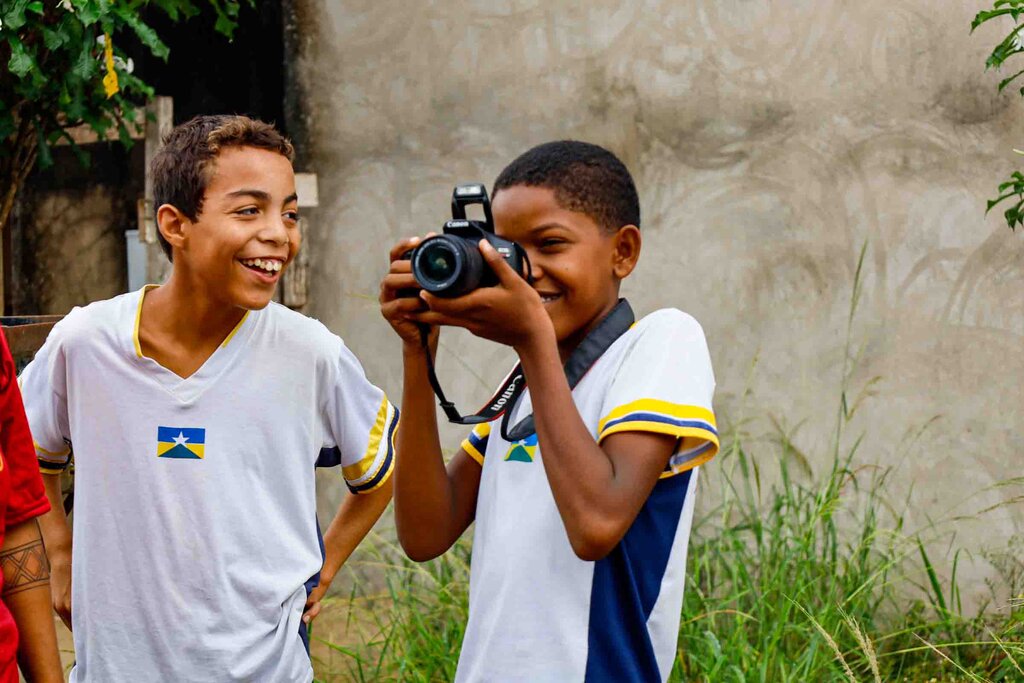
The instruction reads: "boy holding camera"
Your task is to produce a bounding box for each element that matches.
[20,115,396,682]
[380,140,718,681]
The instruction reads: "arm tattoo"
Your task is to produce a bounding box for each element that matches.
[1,534,50,597]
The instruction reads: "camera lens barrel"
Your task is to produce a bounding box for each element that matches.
[411,235,485,297]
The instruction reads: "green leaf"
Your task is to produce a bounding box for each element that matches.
[70,41,97,80]
[36,129,54,170]
[214,12,236,38]
[42,27,69,51]
[7,38,35,78]
[972,8,1017,32]
[998,67,1024,92]
[77,0,103,25]
[1,1,31,30]
[27,1,44,15]
[111,8,170,60]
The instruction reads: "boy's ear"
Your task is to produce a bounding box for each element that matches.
[156,204,190,253]
[611,225,641,280]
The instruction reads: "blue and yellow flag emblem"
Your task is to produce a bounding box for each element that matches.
[504,433,538,463]
[157,427,205,459]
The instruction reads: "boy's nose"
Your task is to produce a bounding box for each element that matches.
[258,217,290,245]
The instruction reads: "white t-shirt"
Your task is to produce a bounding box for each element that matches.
[456,308,717,683]
[20,286,397,683]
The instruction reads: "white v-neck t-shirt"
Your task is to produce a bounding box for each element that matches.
[20,287,397,682]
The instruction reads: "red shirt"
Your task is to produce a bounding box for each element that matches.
[0,328,51,681]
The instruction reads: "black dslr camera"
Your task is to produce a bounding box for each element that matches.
[408,184,530,298]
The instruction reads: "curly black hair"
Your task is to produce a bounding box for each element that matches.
[493,140,640,232]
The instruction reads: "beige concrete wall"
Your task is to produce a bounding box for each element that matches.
[294,1,1024,596]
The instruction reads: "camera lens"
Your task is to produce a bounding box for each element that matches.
[412,235,484,297]
[419,242,458,283]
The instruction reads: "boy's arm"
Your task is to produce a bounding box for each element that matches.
[392,343,481,562]
[36,473,72,630]
[381,237,482,562]
[515,332,678,559]
[415,241,680,561]
[2,519,63,682]
[303,477,392,623]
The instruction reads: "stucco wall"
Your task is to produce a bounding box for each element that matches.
[292,1,1024,595]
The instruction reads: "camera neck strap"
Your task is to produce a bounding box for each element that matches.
[421,298,635,442]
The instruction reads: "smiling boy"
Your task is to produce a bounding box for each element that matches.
[380,141,719,682]
[20,115,396,682]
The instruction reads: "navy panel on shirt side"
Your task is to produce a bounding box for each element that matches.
[584,469,692,682]
[316,446,341,468]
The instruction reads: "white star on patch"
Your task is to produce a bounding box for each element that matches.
[173,432,189,447]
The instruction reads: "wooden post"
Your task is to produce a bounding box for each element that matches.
[281,172,318,310]
[139,97,174,286]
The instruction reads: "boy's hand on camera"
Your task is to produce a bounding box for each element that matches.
[380,236,438,354]
[415,240,554,351]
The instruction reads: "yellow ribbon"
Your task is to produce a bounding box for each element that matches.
[102,33,119,98]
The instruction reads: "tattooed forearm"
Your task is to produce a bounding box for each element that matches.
[1,536,50,597]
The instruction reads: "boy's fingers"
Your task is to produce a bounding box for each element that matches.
[381,272,418,293]
[478,240,522,287]
[302,601,321,623]
[382,299,428,319]
[389,236,421,262]
[411,309,463,329]
[420,290,481,317]
[389,259,412,275]
[57,604,72,630]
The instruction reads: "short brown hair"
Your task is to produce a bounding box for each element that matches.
[151,115,294,260]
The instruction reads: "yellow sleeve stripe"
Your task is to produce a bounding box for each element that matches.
[598,399,716,436]
[35,441,70,460]
[342,395,391,483]
[461,422,491,466]
[658,447,717,479]
[462,438,485,465]
[348,408,397,494]
[600,421,720,448]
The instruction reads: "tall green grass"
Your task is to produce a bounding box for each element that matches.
[313,430,1023,682]
[314,246,1023,681]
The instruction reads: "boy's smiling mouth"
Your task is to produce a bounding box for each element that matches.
[239,257,285,280]
[538,292,562,304]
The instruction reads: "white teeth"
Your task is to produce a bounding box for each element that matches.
[241,258,282,273]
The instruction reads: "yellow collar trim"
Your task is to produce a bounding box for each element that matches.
[133,285,250,359]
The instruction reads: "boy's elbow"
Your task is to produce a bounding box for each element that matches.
[395,528,445,563]
[400,540,442,563]
[567,519,623,562]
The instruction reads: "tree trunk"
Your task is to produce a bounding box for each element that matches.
[0,117,40,314]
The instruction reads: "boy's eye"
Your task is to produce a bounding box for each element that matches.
[539,238,566,250]
[284,210,300,222]
[235,207,260,216]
